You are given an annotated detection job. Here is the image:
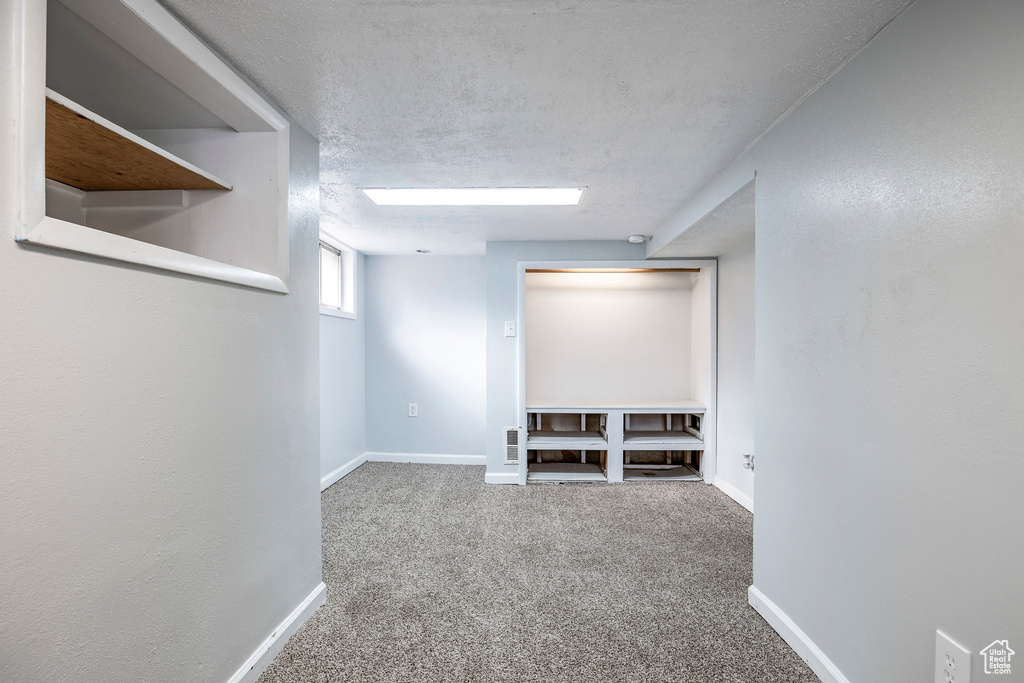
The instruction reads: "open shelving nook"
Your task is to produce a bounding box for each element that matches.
[526,411,608,482]
[516,260,717,485]
[8,0,291,292]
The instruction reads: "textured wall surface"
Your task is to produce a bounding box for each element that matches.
[715,237,755,507]
[321,253,367,479]
[364,256,487,456]
[654,0,1024,679]
[0,8,323,682]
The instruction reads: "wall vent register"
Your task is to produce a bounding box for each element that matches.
[504,427,521,465]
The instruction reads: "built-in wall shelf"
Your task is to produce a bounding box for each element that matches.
[519,261,718,486]
[45,90,232,193]
[526,399,705,414]
[527,431,607,449]
[523,404,706,483]
[622,431,705,449]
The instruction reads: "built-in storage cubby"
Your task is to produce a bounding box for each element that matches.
[526,411,609,481]
[527,412,608,448]
[623,412,704,450]
[623,450,703,482]
[528,449,608,482]
[12,0,292,292]
[519,262,717,484]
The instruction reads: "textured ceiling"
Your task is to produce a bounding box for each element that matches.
[160,0,912,255]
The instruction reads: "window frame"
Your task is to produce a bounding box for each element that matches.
[318,230,357,319]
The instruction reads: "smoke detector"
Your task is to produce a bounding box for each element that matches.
[628,235,645,244]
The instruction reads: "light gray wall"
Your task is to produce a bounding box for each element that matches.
[364,256,487,455]
[485,241,646,473]
[0,21,322,683]
[654,0,1024,679]
[321,253,366,479]
[715,237,755,507]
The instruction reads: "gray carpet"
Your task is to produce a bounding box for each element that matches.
[258,463,817,683]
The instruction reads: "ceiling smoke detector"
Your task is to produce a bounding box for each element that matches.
[628,235,646,244]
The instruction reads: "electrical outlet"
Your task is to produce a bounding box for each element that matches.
[504,321,516,337]
[408,403,418,417]
[935,630,971,683]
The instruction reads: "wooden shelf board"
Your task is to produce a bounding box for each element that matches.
[45,90,231,192]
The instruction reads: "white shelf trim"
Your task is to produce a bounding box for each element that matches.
[622,431,705,449]
[20,217,288,293]
[526,400,706,413]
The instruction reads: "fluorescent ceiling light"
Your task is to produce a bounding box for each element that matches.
[362,187,584,206]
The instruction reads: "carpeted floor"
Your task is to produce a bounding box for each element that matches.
[258,462,817,683]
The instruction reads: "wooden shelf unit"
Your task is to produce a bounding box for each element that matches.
[45,90,231,193]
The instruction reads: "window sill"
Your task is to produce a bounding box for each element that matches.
[320,306,356,319]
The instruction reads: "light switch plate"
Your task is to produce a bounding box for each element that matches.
[935,630,971,683]
[504,321,516,337]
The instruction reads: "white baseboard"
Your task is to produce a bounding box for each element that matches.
[748,586,849,683]
[484,471,520,485]
[321,454,368,491]
[714,475,754,513]
[365,452,486,465]
[227,582,326,683]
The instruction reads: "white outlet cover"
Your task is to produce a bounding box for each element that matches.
[504,321,516,337]
[408,403,418,417]
[935,630,971,683]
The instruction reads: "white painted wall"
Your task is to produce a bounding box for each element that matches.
[0,8,322,682]
[715,237,755,510]
[525,271,692,404]
[364,256,487,456]
[320,252,366,481]
[485,241,646,476]
[652,0,1024,679]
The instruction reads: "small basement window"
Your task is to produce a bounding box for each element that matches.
[319,232,356,318]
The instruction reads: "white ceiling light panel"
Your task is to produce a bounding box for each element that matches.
[362,187,584,206]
